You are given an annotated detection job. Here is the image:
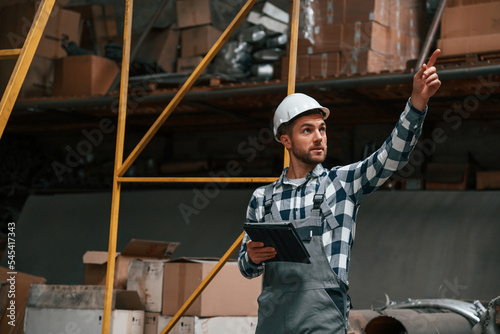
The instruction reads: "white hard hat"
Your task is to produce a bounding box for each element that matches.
[273,93,330,142]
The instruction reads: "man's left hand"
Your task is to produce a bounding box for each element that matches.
[411,49,442,111]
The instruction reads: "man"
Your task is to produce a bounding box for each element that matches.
[238,49,442,334]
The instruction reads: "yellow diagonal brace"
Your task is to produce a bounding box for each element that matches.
[161,232,245,334]
[101,0,133,333]
[0,0,56,139]
[117,0,258,177]
[0,49,22,60]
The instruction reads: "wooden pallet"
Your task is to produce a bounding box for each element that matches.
[436,50,500,66]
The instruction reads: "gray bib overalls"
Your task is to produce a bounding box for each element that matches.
[255,181,349,334]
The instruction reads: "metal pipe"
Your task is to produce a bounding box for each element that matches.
[349,310,382,334]
[13,64,500,112]
[365,309,473,334]
[415,0,447,70]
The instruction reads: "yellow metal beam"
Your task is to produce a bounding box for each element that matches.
[283,0,301,168]
[101,0,133,332]
[0,0,56,139]
[161,232,245,334]
[0,49,22,60]
[118,176,277,183]
[117,0,258,178]
[287,0,300,97]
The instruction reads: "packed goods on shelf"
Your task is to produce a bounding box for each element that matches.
[2,0,500,99]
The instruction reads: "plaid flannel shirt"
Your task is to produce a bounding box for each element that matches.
[238,99,427,285]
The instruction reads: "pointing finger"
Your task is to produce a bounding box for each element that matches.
[426,49,441,68]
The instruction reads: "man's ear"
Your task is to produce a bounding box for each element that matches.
[280,134,292,149]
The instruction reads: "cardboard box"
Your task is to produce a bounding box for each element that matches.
[447,0,495,6]
[294,0,345,27]
[24,285,144,334]
[177,56,203,73]
[0,2,80,59]
[345,0,390,27]
[127,260,165,312]
[19,55,55,98]
[310,52,340,78]
[181,25,221,57]
[52,55,120,97]
[83,239,179,290]
[389,4,425,37]
[437,33,500,57]
[1,2,81,59]
[0,267,46,334]
[476,171,500,190]
[0,3,79,94]
[162,258,262,317]
[176,0,243,30]
[136,25,180,73]
[176,0,211,28]
[441,2,500,39]
[390,28,417,70]
[145,312,161,334]
[247,11,288,34]
[38,5,82,59]
[342,21,392,55]
[281,55,310,81]
[145,313,194,334]
[297,24,343,55]
[157,315,258,334]
[263,1,289,23]
[339,49,395,75]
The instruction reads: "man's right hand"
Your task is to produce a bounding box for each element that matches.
[246,241,277,264]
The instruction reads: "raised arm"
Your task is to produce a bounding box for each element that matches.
[334,50,442,204]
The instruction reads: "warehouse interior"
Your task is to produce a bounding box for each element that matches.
[0,0,500,333]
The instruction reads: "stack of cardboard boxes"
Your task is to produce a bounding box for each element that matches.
[24,240,262,334]
[0,2,122,98]
[438,0,500,57]
[284,0,424,80]
[52,3,121,97]
[0,2,81,98]
[175,0,223,74]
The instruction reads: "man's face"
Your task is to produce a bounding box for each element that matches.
[282,113,327,166]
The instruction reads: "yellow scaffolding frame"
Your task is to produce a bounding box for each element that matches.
[103,0,302,332]
[0,0,56,139]
[0,0,300,332]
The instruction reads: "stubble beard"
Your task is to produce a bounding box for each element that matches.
[290,144,327,166]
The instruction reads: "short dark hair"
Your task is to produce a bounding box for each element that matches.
[277,109,325,138]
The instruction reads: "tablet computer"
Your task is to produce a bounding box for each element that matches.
[243,222,311,263]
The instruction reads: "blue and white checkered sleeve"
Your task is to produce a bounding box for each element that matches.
[238,193,265,279]
[339,98,427,203]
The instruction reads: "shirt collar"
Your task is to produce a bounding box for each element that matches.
[276,164,326,188]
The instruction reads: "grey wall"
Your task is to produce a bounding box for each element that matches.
[350,191,500,309]
[8,188,254,284]
[6,189,500,309]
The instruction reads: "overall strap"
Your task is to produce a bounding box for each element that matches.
[311,177,328,218]
[264,183,280,221]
